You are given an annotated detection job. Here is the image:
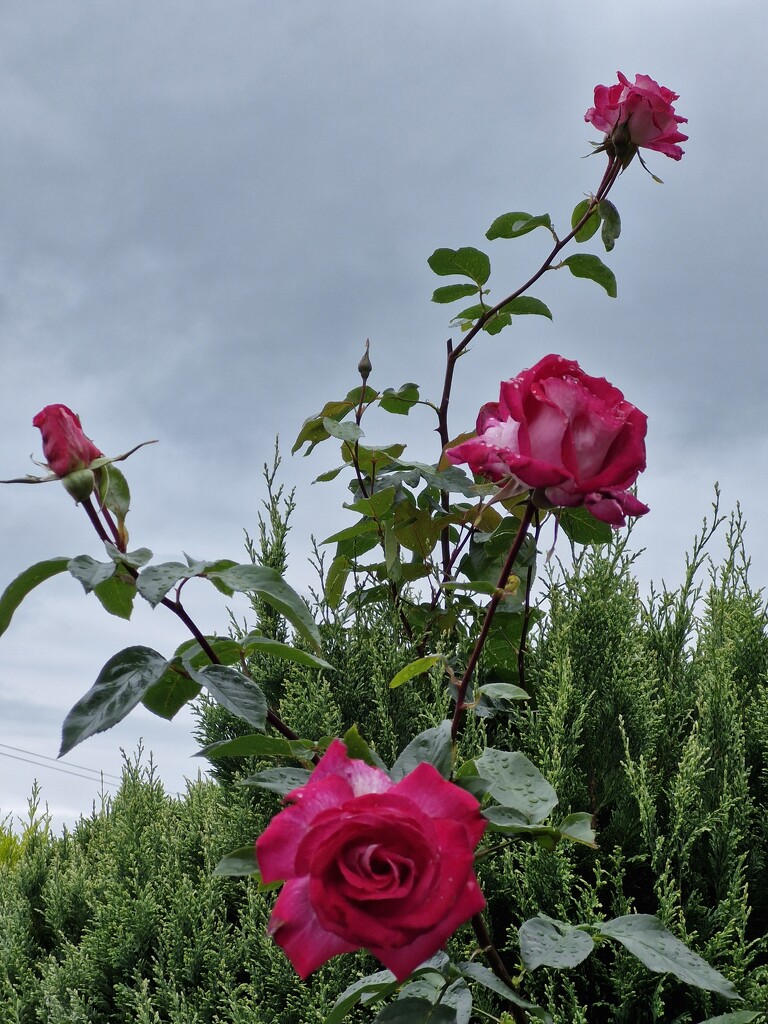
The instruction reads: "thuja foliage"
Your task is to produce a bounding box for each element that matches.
[2,504,766,1023]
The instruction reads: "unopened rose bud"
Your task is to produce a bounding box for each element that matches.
[32,405,103,478]
[358,339,372,385]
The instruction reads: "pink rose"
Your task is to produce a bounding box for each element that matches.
[256,740,487,981]
[33,405,103,478]
[445,354,649,527]
[585,71,688,162]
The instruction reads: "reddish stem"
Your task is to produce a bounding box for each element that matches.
[450,499,536,742]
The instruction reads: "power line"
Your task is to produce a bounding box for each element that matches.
[0,743,123,782]
[0,749,119,788]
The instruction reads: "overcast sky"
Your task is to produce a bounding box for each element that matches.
[1,0,766,830]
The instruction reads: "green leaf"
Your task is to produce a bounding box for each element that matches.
[390,655,444,690]
[482,807,562,848]
[557,507,612,546]
[0,557,69,638]
[100,462,131,521]
[208,564,321,652]
[482,312,512,336]
[325,554,350,609]
[238,767,312,794]
[322,520,379,546]
[475,749,558,823]
[135,561,190,607]
[196,734,315,761]
[103,542,153,567]
[459,515,534,588]
[212,845,260,877]
[519,915,595,970]
[375,999,457,1024]
[343,724,388,770]
[190,664,268,730]
[431,283,478,304]
[500,296,553,320]
[391,721,452,781]
[397,979,470,1024]
[60,646,169,756]
[562,254,617,297]
[486,212,552,240]
[597,915,740,1000]
[241,633,333,671]
[292,398,359,455]
[458,963,552,1021]
[696,1013,759,1024]
[598,199,621,252]
[571,199,600,242]
[558,811,597,848]
[142,666,201,720]
[175,636,242,669]
[379,383,420,415]
[450,303,488,324]
[477,682,529,702]
[314,465,346,483]
[323,417,363,444]
[388,459,477,497]
[67,554,117,593]
[427,247,490,286]
[326,972,401,1024]
[383,526,400,581]
[342,442,407,474]
[346,486,396,518]
[93,572,137,620]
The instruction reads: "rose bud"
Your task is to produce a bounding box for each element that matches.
[32,405,104,504]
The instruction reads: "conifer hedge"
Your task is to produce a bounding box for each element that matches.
[1,502,766,1022]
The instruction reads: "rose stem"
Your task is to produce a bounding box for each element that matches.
[450,498,536,743]
[435,154,621,577]
[517,511,541,692]
[79,499,302,744]
[471,915,529,1024]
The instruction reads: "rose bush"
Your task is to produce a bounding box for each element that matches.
[585,71,688,162]
[33,404,103,478]
[256,740,487,980]
[446,353,649,526]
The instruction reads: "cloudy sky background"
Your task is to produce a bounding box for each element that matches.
[1,0,766,830]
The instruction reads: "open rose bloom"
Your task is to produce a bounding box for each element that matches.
[256,740,486,980]
[585,71,688,163]
[446,354,649,527]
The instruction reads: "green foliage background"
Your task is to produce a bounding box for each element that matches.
[1,496,767,1023]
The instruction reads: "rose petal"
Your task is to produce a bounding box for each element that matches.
[256,775,353,882]
[392,763,487,848]
[268,878,358,979]
[369,875,486,981]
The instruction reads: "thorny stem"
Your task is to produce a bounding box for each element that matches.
[450,499,536,743]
